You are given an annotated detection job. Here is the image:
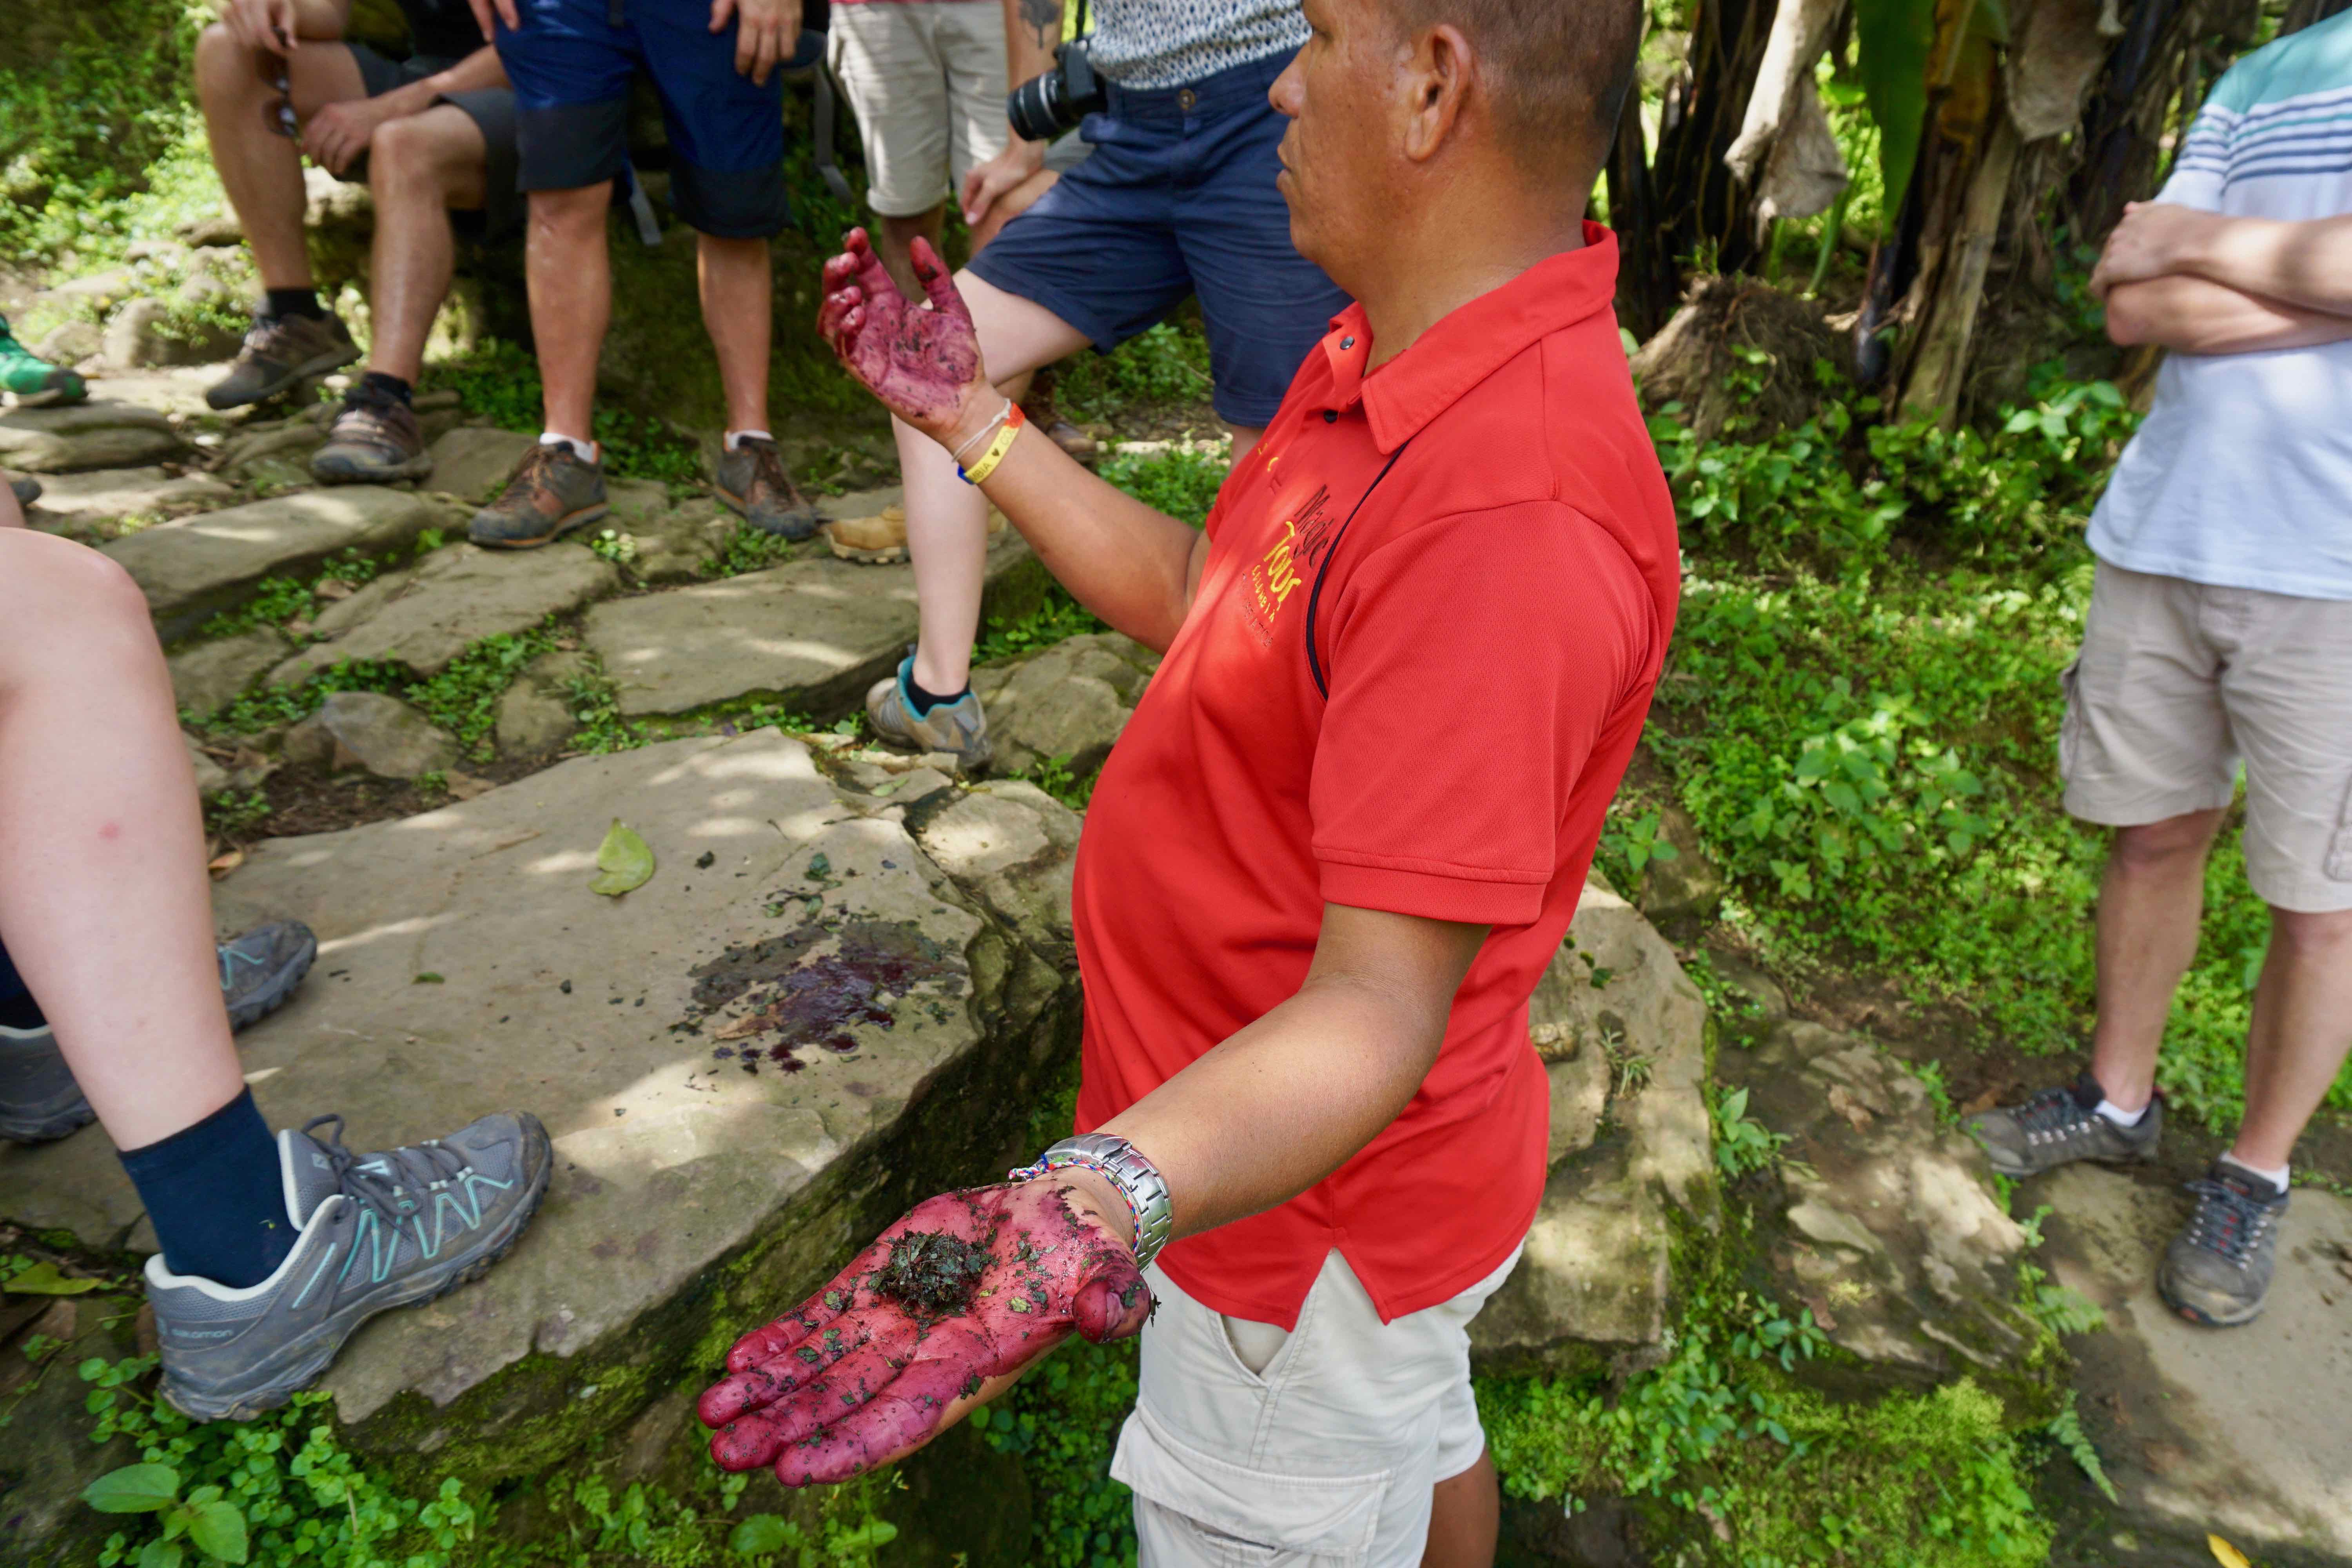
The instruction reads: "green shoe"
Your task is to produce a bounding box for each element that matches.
[0,315,86,408]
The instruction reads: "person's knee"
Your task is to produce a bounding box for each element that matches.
[2112,811,2223,869]
[0,536,151,661]
[529,185,609,235]
[193,22,259,107]
[2268,906,2352,962]
[367,114,435,187]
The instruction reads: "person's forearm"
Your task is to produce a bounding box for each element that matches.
[2105,276,2352,355]
[1001,0,1061,90]
[2181,213,2352,316]
[368,45,506,119]
[962,407,1201,651]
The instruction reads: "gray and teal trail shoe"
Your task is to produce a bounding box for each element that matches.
[2158,1161,2287,1328]
[468,442,607,548]
[0,921,318,1145]
[866,654,991,768]
[149,1109,552,1420]
[0,314,86,408]
[205,311,359,410]
[1962,1072,2160,1178]
[714,435,820,539]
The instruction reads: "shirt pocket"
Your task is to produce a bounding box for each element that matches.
[1111,1406,1393,1564]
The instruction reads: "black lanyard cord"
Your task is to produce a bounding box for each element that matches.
[1304,441,1410,699]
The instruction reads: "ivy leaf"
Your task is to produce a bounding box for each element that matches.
[5,1261,102,1294]
[588,819,655,897]
[186,1501,249,1565]
[729,1514,793,1557]
[82,1465,180,1514]
[135,1540,183,1568]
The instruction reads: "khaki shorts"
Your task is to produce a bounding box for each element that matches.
[2061,561,2352,911]
[1113,1246,1522,1568]
[829,2,1009,219]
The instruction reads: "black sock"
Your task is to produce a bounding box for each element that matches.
[118,1088,296,1289]
[358,370,413,405]
[904,673,967,718]
[0,940,38,1030]
[264,288,325,322]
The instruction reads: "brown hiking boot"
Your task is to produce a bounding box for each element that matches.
[468,443,608,549]
[311,387,431,484]
[714,436,820,539]
[205,312,360,410]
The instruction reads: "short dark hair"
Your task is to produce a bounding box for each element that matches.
[1383,0,1644,160]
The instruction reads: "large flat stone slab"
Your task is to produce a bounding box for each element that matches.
[585,529,1040,720]
[0,401,182,472]
[269,542,623,682]
[23,465,235,535]
[2037,1165,2352,1564]
[0,730,1073,1455]
[968,632,1161,779]
[425,426,536,502]
[103,487,451,641]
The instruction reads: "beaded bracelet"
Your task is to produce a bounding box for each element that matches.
[958,404,1026,485]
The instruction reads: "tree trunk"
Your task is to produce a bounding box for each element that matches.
[1608,93,1684,341]
[1653,0,1780,278]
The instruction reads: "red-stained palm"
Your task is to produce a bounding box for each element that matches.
[699,1181,1150,1487]
[815,228,987,435]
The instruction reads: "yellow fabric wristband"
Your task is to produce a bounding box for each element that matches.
[958,405,1026,486]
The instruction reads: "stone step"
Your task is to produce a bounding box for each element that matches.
[0,400,181,474]
[584,527,1048,721]
[0,728,1078,1482]
[20,465,235,538]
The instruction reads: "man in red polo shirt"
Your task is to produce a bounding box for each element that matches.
[698,0,1669,1561]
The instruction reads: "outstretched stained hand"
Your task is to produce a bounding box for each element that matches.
[698,1180,1151,1487]
[817,229,987,438]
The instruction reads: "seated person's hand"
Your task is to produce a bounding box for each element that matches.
[697,1178,1149,1487]
[217,0,300,54]
[818,228,991,439]
[960,139,1048,232]
[712,0,800,86]
[301,96,397,177]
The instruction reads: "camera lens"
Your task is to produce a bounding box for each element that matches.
[1007,70,1069,144]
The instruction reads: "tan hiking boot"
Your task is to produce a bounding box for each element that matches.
[311,387,430,484]
[823,503,1006,564]
[714,436,820,539]
[468,443,608,549]
[205,312,360,410]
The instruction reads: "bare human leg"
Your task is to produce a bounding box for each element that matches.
[0,530,242,1152]
[2229,906,2352,1170]
[361,106,488,384]
[526,183,615,444]
[194,26,367,292]
[873,205,947,300]
[698,233,773,436]
[2085,809,2226,1112]
[1422,1450,1499,1568]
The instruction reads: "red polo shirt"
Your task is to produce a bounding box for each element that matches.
[1070,225,1679,1328]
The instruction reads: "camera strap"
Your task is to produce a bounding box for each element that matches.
[1304,440,1411,700]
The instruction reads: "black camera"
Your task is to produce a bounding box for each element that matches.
[1007,36,1107,143]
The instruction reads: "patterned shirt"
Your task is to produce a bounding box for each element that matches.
[1087,0,1307,89]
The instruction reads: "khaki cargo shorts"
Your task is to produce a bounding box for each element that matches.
[2061,561,2352,912]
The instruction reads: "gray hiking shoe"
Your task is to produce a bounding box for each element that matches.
[311,386,430,483]
[866,655,991,768]
[1963,1072,2161,1178]
[2158,1162,2288,1327]
[0,1021,97,1143]
[220,919,318,1031]
[9,472,39,508]
[714,436,819,539]
[149,1109,552,1421]
[205,312,360,410]
[468,442,607,548]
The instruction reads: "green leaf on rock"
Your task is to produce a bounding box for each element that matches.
[588,818,655,897]
[5,1261,101,1294]
[136,1539,183,1568]
[185,1499,249,1564]
[82,1463,180,1514]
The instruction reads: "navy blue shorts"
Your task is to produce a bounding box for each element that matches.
[967,49,1350,430]
[494,0,787,237]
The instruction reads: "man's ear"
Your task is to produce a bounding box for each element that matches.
[1400,22,1476,163]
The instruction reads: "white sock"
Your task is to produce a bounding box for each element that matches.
[539,431,597,463]
[2219,1154,2289,1192]
[2094,1097,2151,1129]
[725,428,772,450]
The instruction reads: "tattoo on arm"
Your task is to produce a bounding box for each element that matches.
[1019,0,1062,50]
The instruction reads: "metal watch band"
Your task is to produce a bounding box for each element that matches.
[1010,1132,1173,1269]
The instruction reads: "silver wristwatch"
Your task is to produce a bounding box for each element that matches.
[1009,1132,1174,1269]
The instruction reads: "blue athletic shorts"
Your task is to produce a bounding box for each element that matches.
[494,0,788,237]
[967,48,1350,430]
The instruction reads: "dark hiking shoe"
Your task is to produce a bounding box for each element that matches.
[865,654,991,768]
[0,1022,97,1144]
[469,443,607,548]
[149,1109,552,1420]
[311,386,431,483]
[714,436,819,539]
[0,314,86,407]
[9,472,40,508]
[2158,1162,2287,1327]
[1963,1072,2161,1177]
[220,919,318,1031]
[204,312,360,410]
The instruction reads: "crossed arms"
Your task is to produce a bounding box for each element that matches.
[2094,201,2352,355]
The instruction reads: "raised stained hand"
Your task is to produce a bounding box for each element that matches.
[698,1180,1151,1487]
[816,229,987,437]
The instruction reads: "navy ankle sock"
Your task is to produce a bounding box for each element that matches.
[118,1089,296,1289]
[358,370,412,405]
[264,288,325,322]
[904,674,967,718]
[0,940,39,1030]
